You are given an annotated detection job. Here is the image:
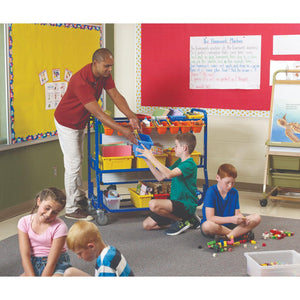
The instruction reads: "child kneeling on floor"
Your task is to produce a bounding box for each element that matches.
[200,163,261,241]
[137,132,200,236]
[64,221,134,276]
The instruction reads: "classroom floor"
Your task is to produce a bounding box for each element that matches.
[1,189,300,241]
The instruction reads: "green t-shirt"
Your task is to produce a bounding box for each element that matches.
[169,157,198,214]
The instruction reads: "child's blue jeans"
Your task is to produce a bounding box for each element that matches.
[31,252,71,276]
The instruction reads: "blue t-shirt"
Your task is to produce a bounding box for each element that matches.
[95,245,134,276]
[201,184,240,225]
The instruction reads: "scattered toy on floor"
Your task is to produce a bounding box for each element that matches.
[262,229,294,240]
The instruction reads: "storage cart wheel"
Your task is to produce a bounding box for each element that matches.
[271,189,278,196]
[260,198,268,207]
[87,200,97,215]
[95,210,109,226]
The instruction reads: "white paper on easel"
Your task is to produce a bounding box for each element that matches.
[269,60,300,85]
[273,35,300,55]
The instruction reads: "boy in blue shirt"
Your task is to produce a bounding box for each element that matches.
[137,132,200,236]
[201,163,261,241]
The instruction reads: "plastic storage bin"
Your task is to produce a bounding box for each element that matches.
[180,121,192,133]
[268,172,300,188]
[99,155,133,170]
[153,193,170,199]
[129,188,152,208]
[169,121,180,134]
[244,250,300,276]
[270,156,300,171]
[135,153,167,169]
[103,126,114,135]
[104,195,121,210]
[166,151,201,166]
[191,120,204,133]
[141,122,155,135]
[133,133,153,158]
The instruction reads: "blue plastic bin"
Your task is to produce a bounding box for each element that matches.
[133,133,153,158]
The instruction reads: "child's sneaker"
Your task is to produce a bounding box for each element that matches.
[165,220,191,236]
[189,213,201,229]
[235,231,255,242]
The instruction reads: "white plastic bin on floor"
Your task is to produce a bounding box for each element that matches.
[103,195,121,210]
[244,250,300,276]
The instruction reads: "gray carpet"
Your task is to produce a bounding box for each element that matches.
[0,211,299,276]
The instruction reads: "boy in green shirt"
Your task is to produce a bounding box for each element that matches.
[137,132,200,236]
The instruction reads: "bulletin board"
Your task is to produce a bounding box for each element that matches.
[9,23,102,143]
[141,24,300,111]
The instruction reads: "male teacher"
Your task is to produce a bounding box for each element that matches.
[54,48,140,221]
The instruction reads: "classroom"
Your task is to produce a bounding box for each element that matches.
[0,17,300,292]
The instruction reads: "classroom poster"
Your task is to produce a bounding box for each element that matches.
[270,84,300,143]
[190,35,261,89]
[45,82,68,110]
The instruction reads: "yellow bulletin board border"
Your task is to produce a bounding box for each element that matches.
[9,23,103,144]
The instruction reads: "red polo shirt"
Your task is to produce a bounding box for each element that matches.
[54,63,115,130]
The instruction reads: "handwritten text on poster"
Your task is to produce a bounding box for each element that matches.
[190,35,261,89]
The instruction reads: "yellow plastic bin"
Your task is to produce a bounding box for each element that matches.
[166,151,201,166]
[99,155,134,170]
[135,154,167,169]
[129,188,152,208]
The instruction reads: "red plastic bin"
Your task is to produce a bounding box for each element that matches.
[153,193,170,199]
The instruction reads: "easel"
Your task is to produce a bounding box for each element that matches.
[260,70,300,206]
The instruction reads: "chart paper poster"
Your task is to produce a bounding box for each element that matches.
[190,35,261,89]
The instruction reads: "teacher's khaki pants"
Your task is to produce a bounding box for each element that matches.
[54,118,86,214]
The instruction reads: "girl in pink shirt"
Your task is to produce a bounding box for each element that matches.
[18,187,71,276]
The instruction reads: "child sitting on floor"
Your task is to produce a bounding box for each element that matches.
[200,163,261,241]
[64,221,133,276]
[18,187,71,276]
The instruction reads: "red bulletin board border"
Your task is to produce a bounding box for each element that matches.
[141,24,300,111]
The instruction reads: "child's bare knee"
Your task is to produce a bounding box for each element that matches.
[148,200,158,212]
[143,220,151,230]
[64,267,75,276]
[253,214,261,225]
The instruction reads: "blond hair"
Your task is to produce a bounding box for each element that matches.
[67,221,103,251]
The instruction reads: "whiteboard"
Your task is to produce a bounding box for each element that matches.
[190,35,261,89]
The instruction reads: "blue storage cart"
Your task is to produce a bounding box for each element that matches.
[87,108,208,225]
